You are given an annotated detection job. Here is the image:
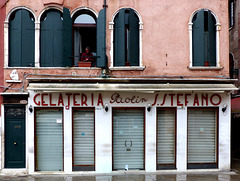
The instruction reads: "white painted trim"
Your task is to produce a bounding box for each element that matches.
[35,22,40,68]
[71,6,98,18]
[0,105,3,170]
[4,21,8,68]
[188,66,223,70]
[109,8,144,68]
[109,66,146,71]
[38,6,63,22]
[1,105,5,169]
[188,9,221,68]
[6,6,37,22]
[4,67,101,70]
[0,105,29,171]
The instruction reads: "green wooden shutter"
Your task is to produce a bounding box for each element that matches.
[192,10,205,66]
[41,10,63,67]
[63,7,72,67]
[128,9,139,66]
[208,11,216,66]
[9,9,35,67]
[114,9,125,66]
[96,9,106,68]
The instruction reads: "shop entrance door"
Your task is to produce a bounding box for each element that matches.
[113,109,144,170]
[35,109,63,171]
[5,105,25,168]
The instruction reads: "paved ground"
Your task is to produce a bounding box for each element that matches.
[0,173,240,181]
[1,159,240,181]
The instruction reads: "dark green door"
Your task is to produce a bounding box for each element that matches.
[5,105,25,168]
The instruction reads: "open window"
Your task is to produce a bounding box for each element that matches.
[113,8,140,67]
[72,11,97,67]
[192,9,216,67]
[40,8,72,67]
[9,9,35,67]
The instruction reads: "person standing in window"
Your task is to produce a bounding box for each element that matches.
[81,47,94,62]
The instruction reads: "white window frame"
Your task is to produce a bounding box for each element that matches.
[188,8,222,69]
[109,8,145,70]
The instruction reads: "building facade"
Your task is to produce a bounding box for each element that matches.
[0,0,236,174]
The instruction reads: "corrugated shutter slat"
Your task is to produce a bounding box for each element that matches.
[113,109,144,170]
[73,110,94,166]
[188,109,217,164]
[36,109,63,171]
[157,110,175,165]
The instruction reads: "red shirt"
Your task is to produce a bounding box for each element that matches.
[81,52,94,62]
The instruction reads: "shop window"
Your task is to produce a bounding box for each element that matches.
[73,109,95,171]
[192,9,216,67]
[35,109,63,171]
[157,109,176,170]
[72,11,97,67]
[9,9,35,67]
[187,108,218,169]
[229,0,234,28]
[113,8,139,67]
[40,8,72,67]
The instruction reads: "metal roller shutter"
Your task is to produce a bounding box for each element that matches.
[157,109,176,169]
[36,109,63,171]
[113,109,144,170]
[188,109,217,168]
[73,109,95,171]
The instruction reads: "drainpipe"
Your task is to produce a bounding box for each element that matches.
[101,0,109,78]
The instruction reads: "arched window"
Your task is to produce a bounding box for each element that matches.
[192,9,216,67]
[9,9,35,67]
[72,11,97,66]
[40,9,64,67]
[113,8,140,67]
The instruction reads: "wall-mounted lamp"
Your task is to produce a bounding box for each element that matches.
[29,105,33,113]
[147,104,152,112]
[222,104,227,113]
[105,103,109,112]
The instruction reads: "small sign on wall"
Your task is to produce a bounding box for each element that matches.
[56,119,62,124]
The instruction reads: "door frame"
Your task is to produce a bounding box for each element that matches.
[112,107,145,171]
[72,107,95,171]
[34,107,64,171]
[4,104,26,169]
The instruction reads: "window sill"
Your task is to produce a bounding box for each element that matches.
[188,66,223,70]
[4,67,101,70]
[6,80,22,83]
[109,66,146,71]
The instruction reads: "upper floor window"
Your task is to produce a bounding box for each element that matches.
[72,11,97,67]
[40,10,64,67]
[192,9,216,67]
[229,0,234,28]
[113,8,139,67]
[9,9,35,67]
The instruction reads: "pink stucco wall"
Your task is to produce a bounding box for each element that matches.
[3,0,230,90]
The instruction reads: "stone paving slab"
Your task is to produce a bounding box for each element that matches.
[0,173,240,181]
